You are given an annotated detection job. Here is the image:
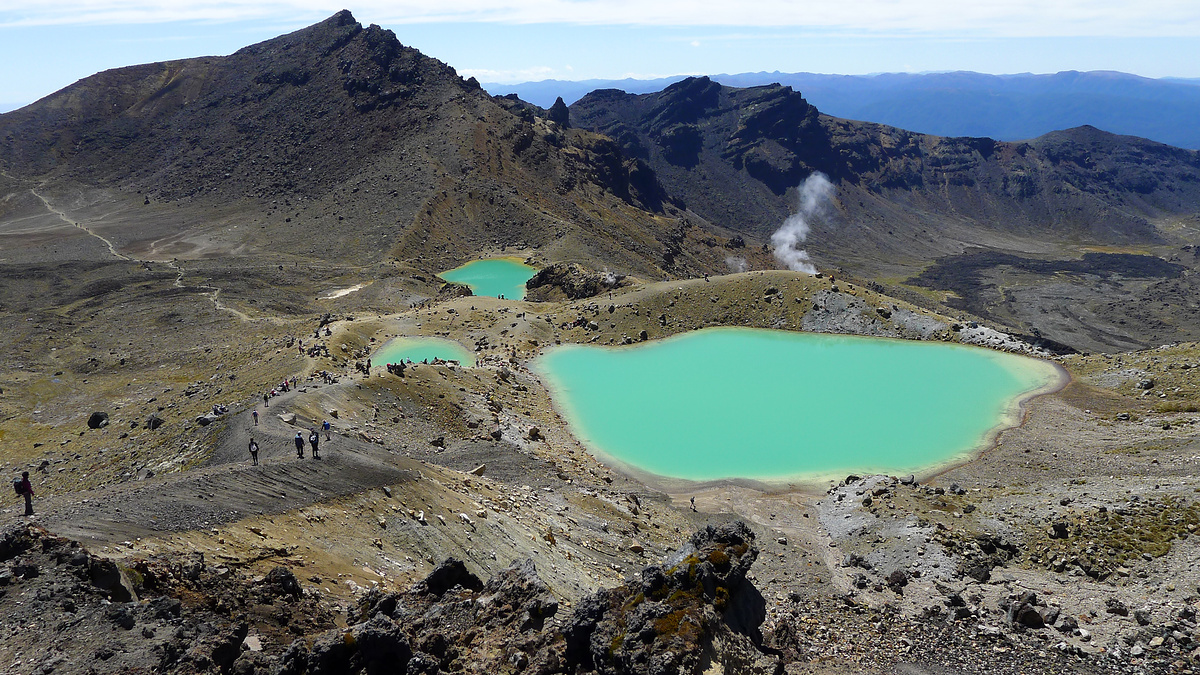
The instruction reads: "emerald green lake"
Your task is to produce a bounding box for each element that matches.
[533,328,1062,484]
[373,337,474,366]
[438,258,537,299]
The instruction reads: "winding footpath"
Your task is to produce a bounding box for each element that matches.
[27,186,131,261]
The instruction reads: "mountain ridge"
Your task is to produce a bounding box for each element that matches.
[489,69,1200,149]
[571,76,1200,351]
[0,11,747,278]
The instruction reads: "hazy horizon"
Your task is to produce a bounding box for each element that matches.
[3,2,1200,112]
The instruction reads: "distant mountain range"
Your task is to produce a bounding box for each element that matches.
[486,71,1200,150]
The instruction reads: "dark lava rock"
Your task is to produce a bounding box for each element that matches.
[90,558,138,602]
[963,563,992,583]
[412,558,483,597]
[1006,592,1046,629]
[146,414,165,430]
[87,411,110,429]
[260,566,303,599]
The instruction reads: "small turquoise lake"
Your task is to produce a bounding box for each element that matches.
[533,328,1063,484]
[373,337,474,365]
[439,258,537,299]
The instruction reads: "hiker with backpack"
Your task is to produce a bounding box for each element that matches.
[13,471,34,516]
[308,429,320,459]
[248,438,260,466]
[294,432,305,458]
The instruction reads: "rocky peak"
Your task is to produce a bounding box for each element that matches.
[548,96,571,127]
[233,9,362,60]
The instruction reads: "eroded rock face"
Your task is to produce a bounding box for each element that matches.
[0,522,773,674]
[268,522,772,675]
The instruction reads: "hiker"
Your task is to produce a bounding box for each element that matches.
[263,393,269,408]
[252,409,259,426]
[309,429,320,459]
[248,438,260,466]
[294,432,305,458]
[323,419,331,440]
[15,471,33,516]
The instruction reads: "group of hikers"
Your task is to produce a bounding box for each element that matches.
[247,419,331,465]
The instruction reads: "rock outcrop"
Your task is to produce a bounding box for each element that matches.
[524,262,625,301]
[0,521,772,674]
[282,521,773,675]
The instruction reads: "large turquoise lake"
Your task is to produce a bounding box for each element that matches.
[534,328,1063,483]
[439,258,537,299]
[373,337,474,365]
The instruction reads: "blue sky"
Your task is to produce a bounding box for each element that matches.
[2,1,1199,112]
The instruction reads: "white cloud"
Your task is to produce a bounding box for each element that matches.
[0,0,1197,37]
[457,65,558,83]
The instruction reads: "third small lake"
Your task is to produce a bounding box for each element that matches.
[438,258,537,299]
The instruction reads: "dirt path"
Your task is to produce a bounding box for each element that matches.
[28,186,131,260]
[167,260,262,323]
[37,382,415,548]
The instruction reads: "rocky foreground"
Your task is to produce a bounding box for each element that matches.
[4,517,1199,675]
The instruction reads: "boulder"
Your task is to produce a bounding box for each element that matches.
[145,414,165,430]
[89,559,139,602]
[87,412,109,429]
[1106,597,1130,616]
[1007,592,1044,628]
[413,559,483,598]
[260,566,303,598]
[352,615,412,675]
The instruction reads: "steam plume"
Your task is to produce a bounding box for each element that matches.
[725,256,749,273]
[771,172,833,275]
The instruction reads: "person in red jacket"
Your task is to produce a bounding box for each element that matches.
[16,471,34,516]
